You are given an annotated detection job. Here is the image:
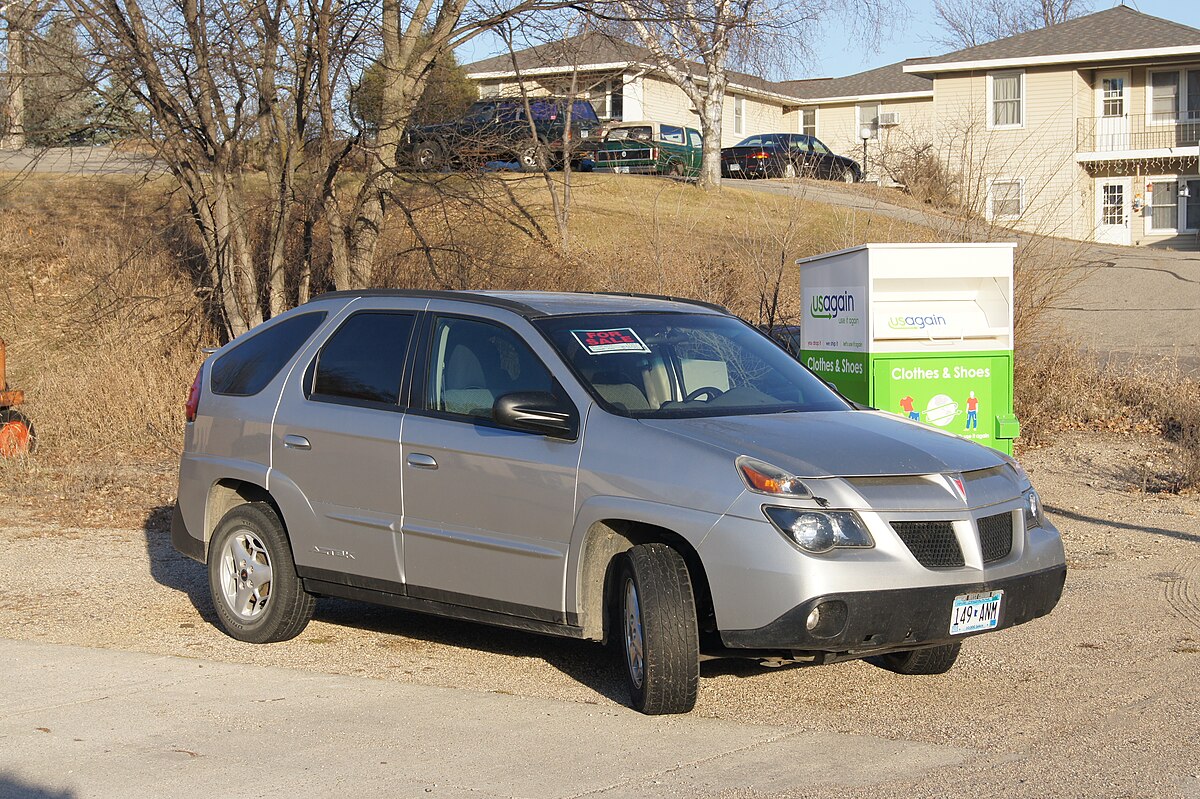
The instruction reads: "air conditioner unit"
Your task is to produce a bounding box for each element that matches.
[878,112,901,126]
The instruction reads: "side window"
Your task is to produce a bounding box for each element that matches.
[687,129,702,148]
[810,138,830,154]
[426,317,556,420]
[309,312,415,406]
[660,124,684,144]
[211,312,327,397]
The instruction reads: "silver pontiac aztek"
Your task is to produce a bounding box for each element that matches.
[172,290,1066,714]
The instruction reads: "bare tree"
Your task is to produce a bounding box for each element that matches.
[930,0,1089,51]
[1,0,55,149]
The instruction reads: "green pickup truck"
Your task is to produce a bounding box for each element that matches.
[592,121,703,177]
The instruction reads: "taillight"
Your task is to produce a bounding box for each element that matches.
[186,367,203,423]
[753,151,771,159]
[649,147,657,159]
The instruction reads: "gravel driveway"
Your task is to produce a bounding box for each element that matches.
[1,430,1198,797]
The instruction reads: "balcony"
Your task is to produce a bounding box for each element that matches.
[1076,113,1200,161]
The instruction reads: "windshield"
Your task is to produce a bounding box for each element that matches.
[535,312,850,418]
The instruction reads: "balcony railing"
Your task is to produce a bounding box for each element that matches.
[1077,113,1200,154]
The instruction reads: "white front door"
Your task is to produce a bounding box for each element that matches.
[1095,71,1130,151]
[1096,178,1132,245]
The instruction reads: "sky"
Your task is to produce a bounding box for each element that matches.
[456,0,1200,82]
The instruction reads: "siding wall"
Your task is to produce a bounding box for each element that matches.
[931,66,1091,240]
[803,96,936,180]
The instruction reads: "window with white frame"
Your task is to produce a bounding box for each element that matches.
[800,108,816,137]
[1149,180,1179,231]
[589,78,624,120]
[734,95,745,135]
[856,103,879,139]
[988,179,1023,219]
[1149,69,1200,122]
[989,71,1024,128]
[478,83,501,99]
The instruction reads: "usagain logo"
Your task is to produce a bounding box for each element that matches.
[888,313,947,331]
[809,292,856,320]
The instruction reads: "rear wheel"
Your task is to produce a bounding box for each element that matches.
[517,139,549,172]
[869,643,961,675]
[617,544,699,715]
[0,408,34,457]
[208,502,314,643]
[668,160,685,178]
[783,162,797,179]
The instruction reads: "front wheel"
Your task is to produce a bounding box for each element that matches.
[208,502,314,643]
[617,544,699,715]
[869,642,961,675]
[841,168,857,183]
[412,141,443,171]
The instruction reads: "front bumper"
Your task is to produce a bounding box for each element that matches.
[721,564,1066,653]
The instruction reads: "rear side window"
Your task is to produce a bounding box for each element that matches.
[660,124,684,144]
[571,100,600,122]
[211,312,327,397]
[310,312,416,406]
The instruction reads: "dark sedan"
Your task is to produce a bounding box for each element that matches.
[721,133,861,182]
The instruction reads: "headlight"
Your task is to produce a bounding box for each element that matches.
[763,507,874,553]
[737,456,810,498]
[1023,488,1044,529]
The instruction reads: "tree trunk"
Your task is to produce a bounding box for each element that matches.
[1,26,26,150]
[697,96,724,190]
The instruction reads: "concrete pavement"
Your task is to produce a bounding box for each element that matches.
[0,638,970,799]
[0,147,159,176]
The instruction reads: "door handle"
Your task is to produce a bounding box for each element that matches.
[406,453,438,470]
[283,434,311,451]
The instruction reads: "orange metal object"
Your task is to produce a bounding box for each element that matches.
[0,338,24,409]
[0,417,31,457]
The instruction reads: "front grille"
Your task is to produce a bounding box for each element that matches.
[891,521,964,568]
[979,512,1014,563]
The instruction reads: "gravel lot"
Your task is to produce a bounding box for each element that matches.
[1,430,1198,798]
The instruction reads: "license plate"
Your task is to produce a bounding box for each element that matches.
[729,163,741,171]
[580,130,589,138]
[949,590,1003,635]
[614,166,629,174]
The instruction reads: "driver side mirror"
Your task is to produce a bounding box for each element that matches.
[493,392,578,440]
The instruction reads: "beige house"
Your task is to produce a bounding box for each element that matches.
[465,7,1200,248]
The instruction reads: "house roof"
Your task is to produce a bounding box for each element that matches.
[464,31,794,100]
[907,6,1200,73]
[778,60,932,101]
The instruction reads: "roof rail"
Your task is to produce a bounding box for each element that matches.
[584,291,729,314]
[309,289,542,317]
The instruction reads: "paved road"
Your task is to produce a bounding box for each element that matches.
[0,147,159,176]
[0,638,967,799]
[737,179,1200,375]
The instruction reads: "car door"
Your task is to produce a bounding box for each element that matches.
[270,299,422,590]
[809,137,838,178]
[687,128,703,173]
[400,309,582,621]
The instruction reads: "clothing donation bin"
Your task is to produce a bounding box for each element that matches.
[795,242,1020,455]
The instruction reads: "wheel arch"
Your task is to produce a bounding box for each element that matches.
[204,479,287,557]
[576,519,714,644]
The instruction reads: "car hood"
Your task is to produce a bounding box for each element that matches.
[638,410,1004,478]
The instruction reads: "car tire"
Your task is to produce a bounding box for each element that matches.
[616,543,699,715]
[517,140,548,172]
[841,168,857,183]
[869,643,961,675]
[0,407,35,456]
[413,141,443,171]
[208,502,315,644]
[668,160,685,178]
[783,162,797,179]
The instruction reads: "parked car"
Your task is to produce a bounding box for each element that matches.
[722,133,861,182]
[592,121,702,177]
[401,98,601,171]
[173,290,1065,715]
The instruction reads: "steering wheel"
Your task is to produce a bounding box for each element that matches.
[683,386,724,402]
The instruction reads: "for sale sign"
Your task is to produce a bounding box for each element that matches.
[571,328,651,355]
